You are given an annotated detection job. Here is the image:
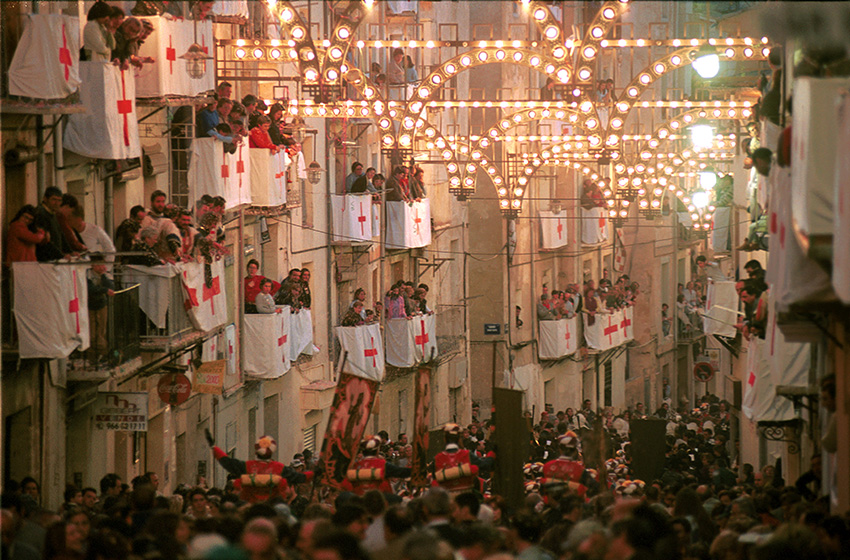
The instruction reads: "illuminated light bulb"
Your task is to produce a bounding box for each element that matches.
[460,56,472,66]
[691,124,714,149]
[670,55,682,66]
[545,26,559,39]
[326,68,339,80]
[591,26,604,39]
[725,48,735,58]
[514,188,524,197]
[270,48,282,59]
[382,135,394,146]
[580,101,592,113]
[692,52,720,78]
[649,139,659,148]
[534,8,547,20]
[602,7,616,19]
[530,56,541,66]
[583,46,597,59]
[495,49,506,60]
[617,102,629,112]
[639,73,651,84]
[589,135,601,146]
[682,114,693,123]
[374,40,383,48]
[281,8,293,21]
[418,87,430,98]
[545,64,555,74]
[553,47,565,58]
[762,47,770,57]
[500,199,509,208]
[627,87,638,97]
[304,69,317,81]
[586,118,598,129]
[288,49,297,59]
[601,39,609,47]
[292,26,305,39]
[609,210,618,218]
[654,63,666,74]
[519,176,529,185]
[445,63,457,75]
[478,50,488,61]
[235,48,246,58]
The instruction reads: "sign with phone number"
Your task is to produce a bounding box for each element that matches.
[93,392,148,432]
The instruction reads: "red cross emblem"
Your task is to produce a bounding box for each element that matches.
[603,315,619,346]
[221,164,229,178]
[747,370,756,389]
[69,270,81,334]
[358,202,368,236]
[117,70,133,147]
[415,319,430,356]
[182,271,200,310]
[620,313,631,338]
[557,218,564,240]
[201,32,209,55]
[598,213,606,230]
[412,207,422,235]
[564,324,571,345]
[202,276,221,315]
[59,24,73,81]
[228,339,234,356]
[364,336,378,368]
[166,35,176,74]
[275,169,285,191]
[278,321,288,363]
[236,145,246,191]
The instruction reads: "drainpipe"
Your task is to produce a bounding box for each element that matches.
[53,117,65,192]
[104,176,114,236]
[325,127,334,362]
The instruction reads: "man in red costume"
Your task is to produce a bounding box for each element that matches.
[541,432,598,500]
[205,429,314,503]
[432,424,494,494]
[345,435,412,495]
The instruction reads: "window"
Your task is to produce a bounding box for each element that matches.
[302,424,318,454]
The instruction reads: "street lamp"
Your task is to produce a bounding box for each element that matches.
[307,161,323,185]
[692,190,711,209]
[691,46,720,78]
[690,124,714,149]
[698,170,717,190]
[181,43,213,79]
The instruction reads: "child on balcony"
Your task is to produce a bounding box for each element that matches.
[88,257,115,365]
[249,115,280,154]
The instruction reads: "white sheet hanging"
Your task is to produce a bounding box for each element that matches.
[335,323,385,381]
[581,207,609,245]
[386,199,432,248]
[539,210,568,249]
[8,14,81,99]
[243,310,290,378]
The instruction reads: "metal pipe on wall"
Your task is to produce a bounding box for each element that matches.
[53,116,65,192]
[104,176,114,235]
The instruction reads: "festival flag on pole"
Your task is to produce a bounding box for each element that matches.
[410,366,432,487]
[8,14,81,99]
[13,262,90,359]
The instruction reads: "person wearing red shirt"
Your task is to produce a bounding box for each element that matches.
[432,424,494,494]
[5,205,46,266]
[244,259,280,313]
[344,436,411,496]
[249,115,280,153]
[540,432,598,500]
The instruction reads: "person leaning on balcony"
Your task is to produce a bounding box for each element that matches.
[115,205,146,252]
[409,166,426,200]
[254,279,280,315]
[385,166,411,202]
[83,1,115,62]
[275,268,301,305]
[34,187,66,261]
[244,259,280,314]
[112,17,154,70]
[248,115,280,154]
[4,205,46,266]
[537,294,556,321]
[57,195,87,255]
[300,268,312,309]
[385,282,407,319]
[342,302,366,327]
[197,98,233,142]
[125,227,164,267]
[268,103,287,146]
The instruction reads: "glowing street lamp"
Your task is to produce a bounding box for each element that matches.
[692,190,711,209]
[698,170,717,190]
[691,46,720,78]
[690,124,714,149]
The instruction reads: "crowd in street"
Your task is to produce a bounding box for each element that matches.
[3,389,846,560]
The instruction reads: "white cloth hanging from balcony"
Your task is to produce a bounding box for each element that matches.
[539,210,568,249]
[583,307,633,351]
[581,207,609,245]
[224,323,238,378]
[703,281,737,338]
[386,199,432,248]
[711,206,731,252]
[134,16,214,97]
[537,316,579,359]
[123,264,179,329]
[202,331,219,361]
[243,309,290,378]
[385,315,438,368]
[742,337,769,420]
[371,202,381,237]
[8,14,81,99]
[212,1,250,18]
[335,323,385,381]
[225,143,253,207]
[64,62,141,160]
[833,90,850,304]
[289,308,314,358]
[179,260,228,332]
[331,195,374,242]
[13,262,90,359]
[249,148,288,207]
[765,166,835,312]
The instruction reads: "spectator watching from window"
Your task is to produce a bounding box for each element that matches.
[249,115,280,153]
[83,2,115,62]
[197,98,234,141]
[4,205,46,266]
[345,162,365,193]
[255,279,280,314]
[115,205,146,252]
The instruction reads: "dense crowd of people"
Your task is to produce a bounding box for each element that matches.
[3,389,846,560]
[537,274,640,324]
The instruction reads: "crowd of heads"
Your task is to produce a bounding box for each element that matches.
[538,272,640,323]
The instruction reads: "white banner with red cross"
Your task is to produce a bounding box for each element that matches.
[8,14,81,99]
[384,315,439,368]
[178,260,228,333]
[13,262,90,359]
[539,210,568,250]
[703,281,737,338]
[249,148,288,207]
[331,195,374,242]
[538,316,579,359]
[581,207,609,245]
[243,309,291,378]
[386,199,432,248]
[742,337,769,421]
[289,308,314,358]
[202,331,220,362]
[583,308,632,351]
[134,16,214,97]
[334,323,385,382]
[188,138,227,208]
[834,90,850,303]
[224,323,238,379]
[225,142,253,207]
[371,202,381,237]
[64,62,141,160]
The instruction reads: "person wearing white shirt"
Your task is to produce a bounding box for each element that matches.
[70,206,116,265]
